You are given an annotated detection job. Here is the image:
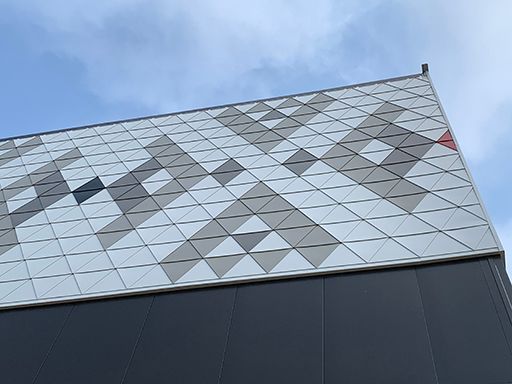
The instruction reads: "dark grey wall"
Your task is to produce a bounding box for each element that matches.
[1,256,512,384]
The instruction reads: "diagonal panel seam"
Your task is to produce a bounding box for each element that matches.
[217,286,238,384]
[413,268,440,384]
[479,259,512,357]
[120,295,155,384]
[32,304,75,384]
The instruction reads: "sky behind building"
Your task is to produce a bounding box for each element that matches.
[0,0,510,270]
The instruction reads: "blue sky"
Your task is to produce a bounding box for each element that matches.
[0,1,510,268]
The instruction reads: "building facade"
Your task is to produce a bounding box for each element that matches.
[0,67,510,383]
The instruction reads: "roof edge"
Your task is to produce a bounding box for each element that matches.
[424,70,506,255]
[0,71,423,143]
[0,249,502,311]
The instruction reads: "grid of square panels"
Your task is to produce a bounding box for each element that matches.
[0,73,501,308]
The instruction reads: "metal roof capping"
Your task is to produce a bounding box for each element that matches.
[0,66,503,308]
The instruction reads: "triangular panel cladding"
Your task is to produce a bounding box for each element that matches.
[0,72,500,308]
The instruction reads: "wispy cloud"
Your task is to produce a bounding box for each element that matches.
[3,1,511,162]
[402,0,512,261]
[2,0,381,111]
[402,0,512,162]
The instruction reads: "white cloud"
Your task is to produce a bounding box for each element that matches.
[3,0,380,111]
[4,1,511,165]
[402,0,512,162]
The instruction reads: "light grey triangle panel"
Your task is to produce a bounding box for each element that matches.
[2,174,34,201]
[227,114,255,127]
[211,159,245,185]
[445,226,492,250]
[259,109,288,121]
[289,104,317,117]
[0,140,15,151]
[283,149,318,176]
[104,134,211,248]
[319,135,429,213]
[276,98,303,109]
[3,148,84,223]
[161,259,200,283]
[250,249,291,272]
[10,172,71,228]
[273,118,307,139]
[185,251,228,282]
[207,254,245,277]
[96,215,134,249]
[131,158,164,182]
[214,107,243,125]
[276,226,315,247]
[252,130,286,151]
[0,137,43,168]
[114,184,151,214]
[296,243,338,267]
[233,231,272,252]
[235,122,267,141]
[246,102,273,113]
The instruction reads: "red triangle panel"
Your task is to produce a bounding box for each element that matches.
[437,130,457,151]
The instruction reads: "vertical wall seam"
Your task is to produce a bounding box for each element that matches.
[491,260,512,319]
[322,277,325,384]
[120,295,155,384]
[31,304,75,384]
[480,259,512,356]
[414,269,440,384]
[217,287,238,384]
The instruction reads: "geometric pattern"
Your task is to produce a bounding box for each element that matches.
[0,73,502,308]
